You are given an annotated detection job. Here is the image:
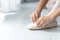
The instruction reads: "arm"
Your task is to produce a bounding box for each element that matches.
[48,7,60,19]
[35,0,49,14]
[31,0,49,23]
[47,0,60,19]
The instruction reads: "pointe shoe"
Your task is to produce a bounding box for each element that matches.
[27,20,57,30]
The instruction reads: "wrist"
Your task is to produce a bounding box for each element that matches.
[34,10,41,14]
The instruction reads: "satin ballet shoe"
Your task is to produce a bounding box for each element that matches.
[27,20,57,30]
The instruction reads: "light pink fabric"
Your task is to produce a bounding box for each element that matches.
[47,0,60,15]
[46,0,56,10]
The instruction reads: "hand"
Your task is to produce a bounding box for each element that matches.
[31,11,40,23]
[36,16,56,27]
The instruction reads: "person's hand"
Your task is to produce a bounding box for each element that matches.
[31,11,40,23]
[36,16,56,27]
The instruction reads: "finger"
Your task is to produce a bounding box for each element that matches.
[41,21,48,27]
[36,19,40,25]
[42,23,46,27]
[42,21,46,27]
[33,15,36,22]
[30,14,33,19]
[32,17,34,23]
[39,20,45,27]
[30,13,36,23]
[35,13,38,20]
[36,18,42,25]
[38,21,43,27]
[34,14,36,21]
[32,14,36,23]
[42,23,48,28]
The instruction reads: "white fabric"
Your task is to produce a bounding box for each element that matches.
[1,0,21,12]
[48,0,60,15]
[46,0,56,10]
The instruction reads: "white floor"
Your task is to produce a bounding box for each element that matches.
[0,2,60,40]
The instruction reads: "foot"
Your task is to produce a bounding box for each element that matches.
[27,20,57,30]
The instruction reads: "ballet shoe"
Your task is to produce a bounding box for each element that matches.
[27,20,57,30]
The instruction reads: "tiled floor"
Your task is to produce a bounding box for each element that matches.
[0,2,60,40]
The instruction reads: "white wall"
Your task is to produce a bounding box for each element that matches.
[0,0,1,7]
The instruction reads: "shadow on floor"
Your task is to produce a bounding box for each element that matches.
[28,25,60,32]
[43,25,60,32]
